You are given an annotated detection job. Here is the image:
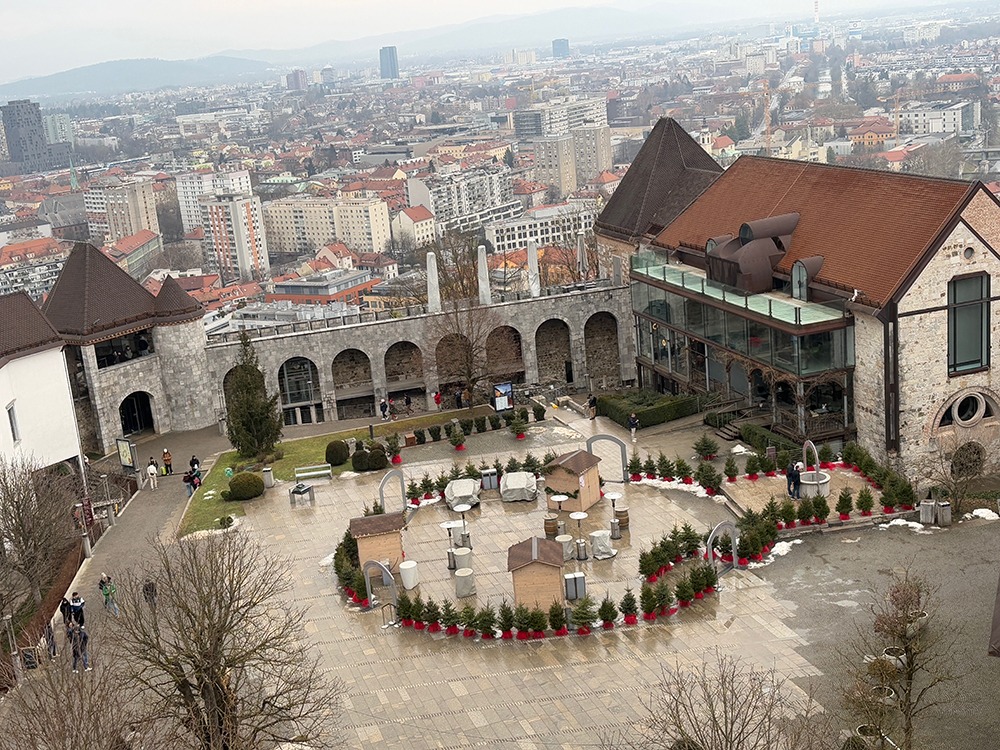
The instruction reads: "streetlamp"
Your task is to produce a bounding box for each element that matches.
[3,613,22,686]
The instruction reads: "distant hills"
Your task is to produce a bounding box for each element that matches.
[0,57,272,100]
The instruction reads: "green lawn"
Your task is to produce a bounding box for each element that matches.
[179,407,493,535]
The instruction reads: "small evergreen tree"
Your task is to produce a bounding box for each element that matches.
[856,486,875,514]
[642,454,657,476]
[674,456,692,478]
[762,497,781,524]
[528,607,548,634]
[689,566,705,593]
[449,425,466,449]
[410,596,425,624]
[572,595,597,633]
[744,453,759,476]
[758,453,776,473]
[681,523,702,555]
[693,433,720,459]
[506,456,522,473]
[420,473,434,495]
[724,455,739,480]
[423,598,441,628]
[812,494,830,522]
[657,452,675,479]
[225,331,283,457]
[396,591,412,622]
[351,569,366,601]
[513,603,531,635]
[717,534,733,556]
[735,535,752,561]
[654,579,673,612]
[780,498,797,526]
[460,604,478,633]
[497,600,515,634]
[836,488,854,517]
[509,414,526,437]
[476,604,496,637]
[619,589,639,619]
[675,575,696,604]
[598,595,619,626]
[640,584,657,618]
[627,450,643,476]
[797,497,814,523]
[896,480,917,508]
[548,601,567,632]
[406,480,420,500]
[818,443,835,464]
[522,452,541,473]
[441,599,460,632]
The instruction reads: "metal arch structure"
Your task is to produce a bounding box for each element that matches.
[379,469,406,512]
[802,439,817,469]
[586,433,630,483]
[706,520,741,575]
[361,559,398,616]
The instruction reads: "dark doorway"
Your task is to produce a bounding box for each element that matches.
[565,360,574,383]
[120,392,154,436]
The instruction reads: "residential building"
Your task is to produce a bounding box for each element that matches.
[0,100,72,176]
[406,166,522,234]
[0,237,71,300]
[263,196,391,256]
[937,72,979,91]
[0,216,52,248]
[380,46,399,80]
[0,291,81,469]
[847,122,897,150]
[513,98,607,140]
[391,205,436,248]
[485,202,596,254]
[513,180,549,210]
[200,193,270,284]
[552,38,570,58]
[176,169,252,234]
[42,113,72,146]
[85,178,159,244]
[572,125,612,185]
[533,135,577,197]
[266,268,379,306]
[286,70,309,91]
[101,230,163,280]
[354,252,398,280]
[628,155,1000,484]
[899,101,981,136]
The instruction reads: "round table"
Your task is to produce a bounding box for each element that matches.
[551,494,568,512]
[440,519,464,546]
[604,492,622,507]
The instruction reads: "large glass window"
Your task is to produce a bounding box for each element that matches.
[684,298,705,337]
[726,312,747,355]
[647,286,667,323]
[631,281,648,318]
[773,329,798,373]
[704,305,725,345]
[665,291,686,329]
[949,275,989,374]
[748,320,771,365]
[670,331,688,378]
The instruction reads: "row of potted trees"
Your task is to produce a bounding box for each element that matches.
[638,524,705,582]
[627,451,723,495]
[404,452,560,504]
[638,566,718,620]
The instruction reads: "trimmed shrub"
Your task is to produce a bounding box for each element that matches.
[459,418,474,435]
[428,425,442,442]
[443,423,454,439]
[474,416,487,433]
[367,449,388,471]
[414,428,426,444]
[325,440,349,466]
[488,414,502,430]
[517,407,529,424]
[502,411,515,426]
[351,449,369,472]
[228,472,264,501]
[739,423,799,454]
[597,391,703,429]
[532,404,546,422]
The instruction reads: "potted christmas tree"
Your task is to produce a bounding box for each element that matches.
[386,433,402,464]
[702,565,718,594]
[411,596,426,630]
[744,453,759,481]
[640,584,657,621]
[812,494,830,525]
[639,550,658,583]
[760,454,777,477]
[628,450,643,482]
[352,569,367,606]
[423,598,442,633]
[856,486,875,516]
[498,600,514,639]
[441,599,460,635]
[654,579,674,616]
[397,591,413,627]
[763,497,781,527]
[836,488,854,521]
[657,452,675,481]
[572,595,597,635]
[670,526,685,563]
[513,603,532,641]
[450,425,466,451]
[693,433,720,461]
[529,607,547,639]
[598,595,619,629]
[522,452,541,475]
[897,481,917,511]
[675,457,693,484]
[477,604,496,639]
[642,454,657,480]
[406,480,420,506]
[718,534,734,563]
[681,523,702,557]
[724,455,739,483]
[690,567,706,600]
[461,604,478,638]
[420,474,434,499]
[619,588,639,625]
[780,498,797,529]
[548,601,568,636]
[675,575,696,607]
[797,497,814,526]
[510,414,527,440]
[735,535,751,567]
[818,443,835,469]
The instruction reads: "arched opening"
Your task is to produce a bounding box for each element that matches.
[119,391,154,437]
[436,333,472,396]
[331,349,374,420]
[535,318,572,384]
[385,341,424,413]
[278,357,323,426]
[487,326,524,383]
[952,441,986,478]
[584,312,620,389]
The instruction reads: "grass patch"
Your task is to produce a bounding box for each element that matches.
[179,407,493,535]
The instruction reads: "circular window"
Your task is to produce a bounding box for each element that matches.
[953,393,986,426]
[951,441,986,478]
[964,247,975,259]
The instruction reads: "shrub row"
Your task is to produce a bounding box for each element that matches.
[738,423,800,454]
[597,392,702,429]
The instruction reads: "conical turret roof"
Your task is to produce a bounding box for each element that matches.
[154,275,204,323]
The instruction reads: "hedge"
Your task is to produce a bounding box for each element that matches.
[597,392,701,429]
[704,411,738,428]
[738,423,799,454]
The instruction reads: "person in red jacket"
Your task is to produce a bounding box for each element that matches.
[433,391,442,407]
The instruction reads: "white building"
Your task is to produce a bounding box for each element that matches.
[534,135,577,198]
[176,170,252,234]
[42,113,72,145]
[200,193,270,284]
[485,202,596,254]
[85,178,159,244]
[0,292,81,469]
[899,101,981,136]
[513,97,608,139]
[263,196,391,255]
[391,205,436,248]
[572,125,612,186]
[406,165,521,234]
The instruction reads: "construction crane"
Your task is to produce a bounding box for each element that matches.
[877,90,903,147]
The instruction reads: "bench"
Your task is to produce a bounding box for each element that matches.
[294,464,333,482]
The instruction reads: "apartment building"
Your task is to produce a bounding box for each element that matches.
[42,113,72,146]
[513,98,607,140]
[485,202,596,254]
[406,165,521,234]
[176,169,252,233]
[899,101,981,136]
[102,229,163,280]
[85,178,160,244]
[263,196,390,256]
[572,125,613,185]
[200,193,270,284]
[533,135,577,197]
[0,100,72,176]
[391,205,436,248]
[0,237,71,300]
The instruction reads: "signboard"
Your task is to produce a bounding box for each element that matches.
[492,382,513,412]
[82,499,94,528]
[116,438,136,471]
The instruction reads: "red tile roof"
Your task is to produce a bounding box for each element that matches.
[0,237,65,266]
[110,229,158,256]
[401,205,434,222]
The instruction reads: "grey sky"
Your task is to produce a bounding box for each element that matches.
[0,0,918,84]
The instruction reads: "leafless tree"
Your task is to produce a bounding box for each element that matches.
[109,531,344,750]
[421,231,481,302]
[601,650,835,750]
[0,456,78,605]
[428,301,518,399]
[839,569,966,750]
[923,434,990,516]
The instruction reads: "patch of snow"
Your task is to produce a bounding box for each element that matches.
[730,444,753,455]
[748,538,802,568]
[841,537,862,543]
[187,515,242,539]
[973,508,1000,521]
[880,518,933,534]
[833,600,860,608]
[319,552,336,567]
[338,471,359,479]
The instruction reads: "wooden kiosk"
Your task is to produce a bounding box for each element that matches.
[507,537,564,607]
[349,512,407,574]
[544,449,602,512]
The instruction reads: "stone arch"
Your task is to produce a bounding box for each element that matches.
[384,341,423,386]
[278,356,324,426]
[534,318,572,384]
[933,386,1000,431]
[584,311,620,389]
[487,326,524,382]
[332,348,375,419]
[436,333,472,392]
[119,391,155,437]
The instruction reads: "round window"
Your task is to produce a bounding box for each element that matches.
[964,247,975,259]
[952,393,986,426]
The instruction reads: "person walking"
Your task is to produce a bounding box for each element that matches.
[68,621,90,672]
[433,391,442,408]
[44,622,57,660]
[588,394,597,420]
[628,413,639,443]
[791,462,803,500]
[183,471,195,497]
[379,399,388,421]
[162,448,173,475]
[190,455,200,472]
[404,393,412,415]
[99,574,119,616]
[59,596,71,624]
[69,592,85,627]
[146,459,158,490]
[143,579,157,610]
[785,461,796,496]
[454,388,462,410]
[462,388,471,409]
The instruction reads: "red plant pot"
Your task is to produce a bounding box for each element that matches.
[481,632,494,639]
[401,618,413,627]
[423,492,433,499]
[704,586,715,594]
[532,631,545,640]
[839,513,851,521]
[800,519,811,526]
[766,471,777,477]
[657,566,667,576]
[853,465,861,472]
[727,476,737,483]
[391,455,402,464]
[678,600,691,608]
[761,545,770,554]
[861,510,872,516]
[455,444,466,451]
[785,520,796,528]
[361,598,370,608]
[445,625,459,635]
[807,465,815,472]
[688,550,700,558]
[674,554,683,563]
[602,621,614,629]
[465,629,478,638]
[352,593,360,603]
[721,553,733,562]
[555,626,569,636]
[694,591,704,600]
[624,614,638,625]
[662,476,672,482]
[750,474,759,481]
[751,553,764,561]
[646,473,656,480]
[780,469,787,475]
[647,574,658,583]
[577,626,592,636]
[630,474,642,482]
[516,631,529,641]
[414,622,426,631]
[682,476,694,485]
[902,504,914,511]
[345,587,354,597]
[706,487,716,496]
[883,506,895,514]
[428,622,441,633]
[501,630,513,640]
[659,606,669,616]
[642,612,657,621]
[516,434,526,440]
[776,522,784,530]
[737,557,749,566]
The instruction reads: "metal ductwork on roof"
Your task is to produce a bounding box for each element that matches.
[738,213,800,245]
[706,214,801,294]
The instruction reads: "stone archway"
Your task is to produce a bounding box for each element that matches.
[436,333,472,394]
[119,391,154,437]
[584,312,620,389]
[332,349,374,419]
[385,341,424,411]
[361,560,398,615]
[379,469,407,513]
[278,357,323,426]
[535,318,572,384]
[707,520,741,573]
[487,326,524,383]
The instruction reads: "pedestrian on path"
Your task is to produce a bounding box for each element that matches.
[59,596,71,624]
[628,413,639,443]
[99,574,119,616]
[68,622,90,672]
[162,448,173,474]
[405,393,412,415]
[379,399,389,421]
[69,592,85,627]
[454,388,462,410]
[183,471,195,497]
[588,394,597,420]
[44,622,57,660]
[462,388,471,408]
[790,462,803,499]
[146,459,158,490]
[143,579,157,610]
[785,461,796,496]
[190,455,200,472]
[433,391,442,408]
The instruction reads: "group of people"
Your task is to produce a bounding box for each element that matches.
[145,452,200,492]
[785,461,807,499]
[57,591,90,672]
[379,394,414,421]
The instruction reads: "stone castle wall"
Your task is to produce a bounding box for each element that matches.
[152,320,216,433]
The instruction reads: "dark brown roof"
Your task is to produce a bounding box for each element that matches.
[350,512,406,539]
[42,243,157,343]
[154,275,204,322]
[545,449,601,475]
[507,537,563,572]
[652,156,976,308]
[0,292,63,368]
[595,118,723,242]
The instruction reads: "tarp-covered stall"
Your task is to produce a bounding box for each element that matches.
[500,471,537,503]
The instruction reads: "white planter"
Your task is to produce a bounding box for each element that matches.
[906,611,927,639]
[856,725,883,746]
[800,470,831,498]
[871,685,897,706]
[399,560,419,590]
[882,646,907,670]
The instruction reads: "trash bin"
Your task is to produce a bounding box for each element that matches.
[575,538,588,561]
[572,571,586,599]
[480,468,498,491]
[610,518,621,540]
[937,501,952,527]
[564,573,578,600]
[919,500,935,525]
[262,467,274,489]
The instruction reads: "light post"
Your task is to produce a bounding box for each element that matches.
[3,613,22,686]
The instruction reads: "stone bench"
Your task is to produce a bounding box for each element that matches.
[293,464,333,482]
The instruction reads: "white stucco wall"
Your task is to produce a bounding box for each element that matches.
[0,346,81,467]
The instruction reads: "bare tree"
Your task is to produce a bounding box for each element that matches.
[423,231,481,302]
[428,301,519,399]
[110,531,344,749]
[840,569,965,750]
[0,456,78,605]
[601,651,835,750]
[924,434,989,516]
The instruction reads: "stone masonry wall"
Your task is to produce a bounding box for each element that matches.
[331,348,374,388]
[86,349,170,456]
[852,311,886,465]
[535,319,572,383]
[151,320,217,433]
[384,342,423,381]
[584,311,621,388]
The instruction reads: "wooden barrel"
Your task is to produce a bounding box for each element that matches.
[543,514,559,539]
[615,506,630,531]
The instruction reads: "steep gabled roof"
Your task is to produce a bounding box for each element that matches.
[507,537,563,572]
[41,243,157,343]
[652,156,976,308]
[545,449,601,475]
[154,275,204,323]
[0,291,63,368]
[595,118,723,243]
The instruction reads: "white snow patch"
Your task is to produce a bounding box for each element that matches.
[187,516,242,539]
[841,537,862,544]
[833,600,860,608]
[338,471,359,479]
[972,508,1000,521]
[637,477,710,498]
[881,518,933,534]
[730,444,753,455]
[748,538,802,568]
[319,552,336,567]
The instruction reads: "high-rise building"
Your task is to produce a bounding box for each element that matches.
[42,113,72,146]
[200,193,270,284]
[286,70,309,91]
[321,66,338,85]
[0,100,72,175]
[533,135,577,198]
[379,46,399,80]
[85,178,159,244]
[572,125,612,184]
[176,170,252,234]
[552,39,570,58]
[264,196,391,256]
[513,97,607,140]
[406,165,521,234]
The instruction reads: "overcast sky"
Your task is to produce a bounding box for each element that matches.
[0,0,924,84]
